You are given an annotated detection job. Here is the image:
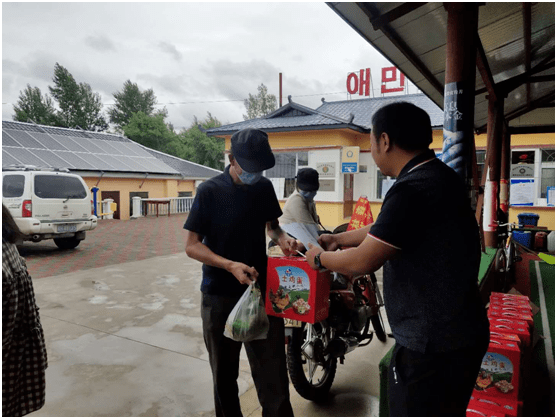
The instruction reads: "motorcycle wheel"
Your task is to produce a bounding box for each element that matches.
[371,313,387,342]
[286,323,337,401]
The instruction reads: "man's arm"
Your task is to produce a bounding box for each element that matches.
[306,234,398,277]
[318,224,373,251]
[266,219,299,255]
[184,230,258,285]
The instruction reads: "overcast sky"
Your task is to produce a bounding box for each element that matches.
[2,2,418,131]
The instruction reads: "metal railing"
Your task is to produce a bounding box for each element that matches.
[132,196,194,218]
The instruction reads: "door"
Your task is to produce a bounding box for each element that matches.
[343,174,354,219]
[101,191,121,220]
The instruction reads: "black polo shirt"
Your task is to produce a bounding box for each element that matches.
[369,150,489,353]
[184,166,282,298]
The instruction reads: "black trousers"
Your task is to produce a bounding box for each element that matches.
[388,340,488,417]
[201,293,294,417]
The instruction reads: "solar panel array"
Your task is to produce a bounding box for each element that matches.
[2,121,179,174]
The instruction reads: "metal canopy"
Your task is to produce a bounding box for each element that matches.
[327,2,555,134]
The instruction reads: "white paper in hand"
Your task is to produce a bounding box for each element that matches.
[282,223,324,252]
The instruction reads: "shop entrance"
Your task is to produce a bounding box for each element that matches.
[343,174,354,219]
[101,191,121,220]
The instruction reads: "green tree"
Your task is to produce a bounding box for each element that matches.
[108,80,168,129]
[12,84,59,125]
[122,111,176,151]
[243,83,278,120]
[164,112,224,170]
[48,62,107,131]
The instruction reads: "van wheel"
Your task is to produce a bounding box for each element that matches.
[54,237,82,250]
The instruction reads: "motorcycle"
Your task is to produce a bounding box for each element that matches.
[285,270,387,401]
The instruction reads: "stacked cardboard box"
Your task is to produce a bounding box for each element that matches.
[466,293,532,417]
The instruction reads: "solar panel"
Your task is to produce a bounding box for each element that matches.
[50,135,88,152]
[98,154,136,171]
[116,155,147,171]
[56,151,96,169]
[76,137,106,154]
[2,130,22,147]
[76,153,117,171]
[122,142,154,158]
[27,132,69,150]
[109,141,141,156]
[29,149,76,169]
[2,150,19,166]
[4,129,46,149]
[6,148,50,166]
[96,140,122,155]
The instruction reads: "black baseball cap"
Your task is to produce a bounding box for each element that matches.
[296,168,319,192]
[230,128,275,172]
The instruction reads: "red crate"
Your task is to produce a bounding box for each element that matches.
[266,256,330,324]
[474,339,521,402]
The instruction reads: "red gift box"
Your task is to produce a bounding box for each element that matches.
[488,317,531,347]
[490,292,529,302]
[474,339,521,402]
[487,307,533,328]
[266,256,330,324]
[490,302,532,316]
[488,329,522,348]
[468,396,520,417]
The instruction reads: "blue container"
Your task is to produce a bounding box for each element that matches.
[517,212,539,227]
[512,231,532,248]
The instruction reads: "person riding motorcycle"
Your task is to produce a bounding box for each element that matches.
[279,168,322,232]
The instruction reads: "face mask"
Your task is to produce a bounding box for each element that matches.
[235,166,263,185]
[300,190,317,201]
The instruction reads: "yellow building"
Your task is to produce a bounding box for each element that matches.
[207,94,555,231]
[2,120,221,220]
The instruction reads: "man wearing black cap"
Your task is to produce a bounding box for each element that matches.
[184,128,296,416]
[279,168,322,231]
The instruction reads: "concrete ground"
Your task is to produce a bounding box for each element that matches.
[21,217,393,417]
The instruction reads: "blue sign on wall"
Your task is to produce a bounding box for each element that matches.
[342,162,358,173]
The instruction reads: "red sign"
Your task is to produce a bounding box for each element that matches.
[381,66,405,93]
[346,67,406,96]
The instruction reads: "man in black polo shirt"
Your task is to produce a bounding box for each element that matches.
[184,128,296,417]
[305,102,489,416]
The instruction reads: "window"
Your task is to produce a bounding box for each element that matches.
[376,171,395,199]
[34,175,87,199]
[541,148,555,199]
[178,191,193,197]
[2,175,25,197]
[266,151,309,198]
[475,150,486,182]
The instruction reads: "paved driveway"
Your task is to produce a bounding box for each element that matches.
[20,215,189,279]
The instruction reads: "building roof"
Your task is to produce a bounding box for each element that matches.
[2,120,221,179]
[205,93,443,136]
[316,93,444,129]
[327,2,555,134]
[142,146,222,179]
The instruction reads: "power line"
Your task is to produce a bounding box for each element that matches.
[2,91,349,107]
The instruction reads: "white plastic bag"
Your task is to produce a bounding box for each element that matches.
[224,282,269,342]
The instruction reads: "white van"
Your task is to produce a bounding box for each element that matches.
[2,165,97,249]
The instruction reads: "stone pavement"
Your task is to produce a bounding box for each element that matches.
[20,215,189,279]
[21,215,390,416]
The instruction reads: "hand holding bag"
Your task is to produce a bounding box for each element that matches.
[224,282,269,342]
